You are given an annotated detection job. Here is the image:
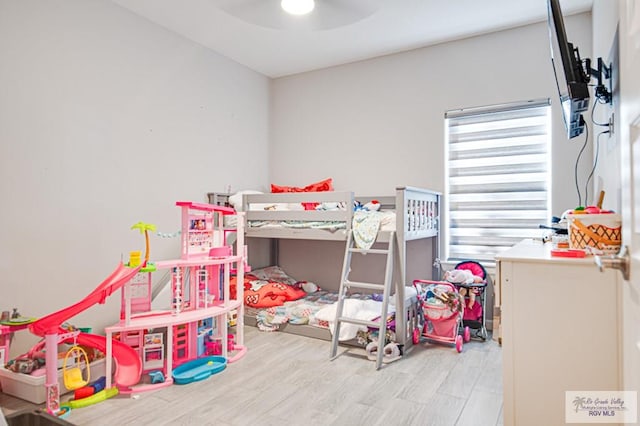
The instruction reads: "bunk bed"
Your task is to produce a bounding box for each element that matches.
[221,187,441,351]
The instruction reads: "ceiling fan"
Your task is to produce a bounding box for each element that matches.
[212,0,382,31]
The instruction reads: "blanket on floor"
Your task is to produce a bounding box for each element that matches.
[230,275,307,308]
[256,300,324,331]
[314,299,395,341]
[254,291,375,331]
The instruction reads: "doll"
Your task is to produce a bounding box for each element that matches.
[443,269,484,309]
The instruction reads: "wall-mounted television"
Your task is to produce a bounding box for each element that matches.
[547,0,590,139]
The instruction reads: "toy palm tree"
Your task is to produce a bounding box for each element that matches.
[131,222,156,263]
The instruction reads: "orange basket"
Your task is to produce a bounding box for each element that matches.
[567,213,621,253]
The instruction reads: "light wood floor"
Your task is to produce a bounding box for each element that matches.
[1,326,503,426]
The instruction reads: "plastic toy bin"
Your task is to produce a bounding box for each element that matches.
[0,359,106,404]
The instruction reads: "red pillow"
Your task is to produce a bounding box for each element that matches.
[244,282,307,308]
[271,178,333,193]
[271,178,333,210]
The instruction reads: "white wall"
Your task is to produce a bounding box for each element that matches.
[0,0,270,355]
[270,13,593,212]
[591,0,621,213]
[269,13,593,290]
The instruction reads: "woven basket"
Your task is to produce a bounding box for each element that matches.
[567,213,621,254]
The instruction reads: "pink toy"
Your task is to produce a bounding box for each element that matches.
[412,280,468,353]
[443,269,483,310]
[27,262,143,414]
[449,260,489,340]
[10,201,248,416]
[105,201,248,396]
[207,334,236,356]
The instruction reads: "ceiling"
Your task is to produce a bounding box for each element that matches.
[110,0,593,78]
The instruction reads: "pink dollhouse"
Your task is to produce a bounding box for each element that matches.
[105,201,247,393]
[1,201,245,416]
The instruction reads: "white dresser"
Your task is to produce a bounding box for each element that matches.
[497,239,621,426]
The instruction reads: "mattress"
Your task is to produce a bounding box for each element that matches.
[245,287,418,343]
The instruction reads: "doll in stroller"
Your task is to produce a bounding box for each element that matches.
[412,279,467,352]
[412,260,488,353]
[444,260,488,341]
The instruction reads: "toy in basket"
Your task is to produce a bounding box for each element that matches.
[566,212,621,254]
[412,280,469,353]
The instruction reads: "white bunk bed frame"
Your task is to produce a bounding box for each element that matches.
[241,186,441,349]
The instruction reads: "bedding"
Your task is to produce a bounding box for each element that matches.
[244,280,307,308]
[352,210,396,249]
[248,265,298,285]
[253,291,372,332]
[248,220,347,231]
[271,178,334,210]
[314,299,395,341]
[245,200,395,238]
[247,203,346,212]
[230,266,315,309]
[227,179,334,213]
[255,299,325,331]
[251,285,419,339]
[270,178,333,193]
[230,276,306,309]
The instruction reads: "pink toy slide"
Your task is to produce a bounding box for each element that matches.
[74,333,140,387]
[28,262,143,387]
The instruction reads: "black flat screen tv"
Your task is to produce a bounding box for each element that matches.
[547,0,590,139]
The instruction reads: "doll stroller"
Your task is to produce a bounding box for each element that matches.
[412,280,467,353]
[449,260,488,341]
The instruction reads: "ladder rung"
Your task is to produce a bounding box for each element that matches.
[342,280,385,291]
[337,317,385,329]
[349,248,389,255]
[331,229,395,368]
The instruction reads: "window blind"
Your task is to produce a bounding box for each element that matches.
[445,100,551,263]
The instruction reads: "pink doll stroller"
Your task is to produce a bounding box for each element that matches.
[412,280,468,353]
[444,260,488,341]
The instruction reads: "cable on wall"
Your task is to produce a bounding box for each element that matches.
[584,129,610,206]
[590,98,611,127]
[574,121,589,207]
[582,86,613,206]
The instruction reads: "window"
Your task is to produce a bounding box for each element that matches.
[444,100,551,264]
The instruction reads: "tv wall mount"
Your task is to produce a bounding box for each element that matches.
[574,45,613,105]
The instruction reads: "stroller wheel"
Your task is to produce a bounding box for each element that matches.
[463,326,471,343]
[455,335,463,353]
[479,327,488,341]
[412,327,420,345]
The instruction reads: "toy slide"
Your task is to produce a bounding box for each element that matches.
[74,333,141,387]
[24,332,143,388]
[29,262,142,336]
[26,262,143,387]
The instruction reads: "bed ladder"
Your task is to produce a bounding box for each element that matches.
[330,230,395,370]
